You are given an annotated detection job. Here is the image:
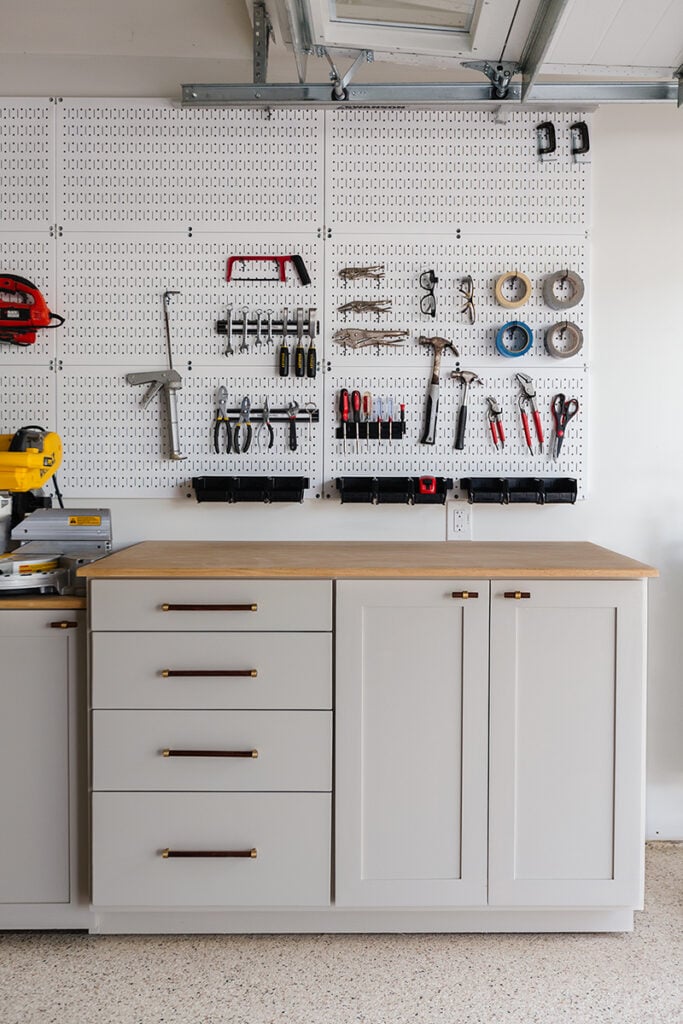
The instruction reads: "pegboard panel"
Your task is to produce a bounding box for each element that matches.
[57,101,323,231]
[56,366,323,497]
[327,234,588,367]
[0,100,53,230]
[0,367,56,433]
[326,109,590,234]
[57,233,322,365]
[0,234,57,364]
[324,367,587,497]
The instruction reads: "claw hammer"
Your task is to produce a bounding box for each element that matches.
[419,336,459,445]
[451,369,483,450]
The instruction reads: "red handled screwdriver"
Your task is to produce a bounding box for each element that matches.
[362,391,372,448]
[339,388,350,453]
[351,390,361,454]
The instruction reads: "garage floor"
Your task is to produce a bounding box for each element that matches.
[1,843,681,1024]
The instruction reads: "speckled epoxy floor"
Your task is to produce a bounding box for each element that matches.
[1,843,681,1024]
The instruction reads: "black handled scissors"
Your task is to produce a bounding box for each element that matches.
[552,393,579,459]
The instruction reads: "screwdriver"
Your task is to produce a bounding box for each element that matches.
[278,307,289,377]
[306,307,317,378]
[362,391,372,447]
[294,307,305,378]
[387,396,394,443]
[351,389,361,454]
[376,396,383,443]
[339,388,350,453]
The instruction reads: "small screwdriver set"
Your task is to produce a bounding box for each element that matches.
[335,389,406,447]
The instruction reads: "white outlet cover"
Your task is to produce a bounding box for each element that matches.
[447,501,472,540]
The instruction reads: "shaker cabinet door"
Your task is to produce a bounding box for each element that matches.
[489,580,646,908]
[335,580,489,907]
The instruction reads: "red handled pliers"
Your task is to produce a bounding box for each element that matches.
[516,372,544,454]
[486,396,505,450]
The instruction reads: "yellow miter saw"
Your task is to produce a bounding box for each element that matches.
[0,426,111,595]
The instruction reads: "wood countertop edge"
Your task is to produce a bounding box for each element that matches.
[80,566,657,580]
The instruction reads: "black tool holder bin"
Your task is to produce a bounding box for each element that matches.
[461,478,577,505]
[335,422,406,442]
[336,477,453,505]
[192,476,309,503]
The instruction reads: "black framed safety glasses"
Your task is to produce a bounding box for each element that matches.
[459,274,476,324]
[419,269,438,317]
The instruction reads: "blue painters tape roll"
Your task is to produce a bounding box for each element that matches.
[495,321,533,357]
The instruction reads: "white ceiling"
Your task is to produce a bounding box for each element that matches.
[0,0,681,97]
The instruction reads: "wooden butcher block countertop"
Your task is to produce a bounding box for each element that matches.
[78,541,657,580]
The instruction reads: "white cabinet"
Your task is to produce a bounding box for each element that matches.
[335,580,489,907]
[488,580,646,908]
[0,610,88,927]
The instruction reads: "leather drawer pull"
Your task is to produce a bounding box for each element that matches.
[160,603,258,612]
[161,848,257,859]
[162,749,258,758]
[504,591,531,600]
[49,620,78,629]
[451,591,479,599]
[161,669,258,678]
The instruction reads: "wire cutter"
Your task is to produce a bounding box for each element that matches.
[486,396,505,450]
[551,393,579,459]
[213,385,232,454]
[233,396,253,453]
[516,372,544,454]
[255,395,274,450]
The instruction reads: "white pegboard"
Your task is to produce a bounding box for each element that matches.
[56,101,323,231]
[0,367,56,434]
[56,366,323,497]
[326,109,590,234]
[327,234,588,367]
[57,233,322,366]
[324,368,588,497]
[0,100,53,230]
[0,234,57,365]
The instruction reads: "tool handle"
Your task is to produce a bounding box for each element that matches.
[489,421,498,447]
[521,410,532,452]
[532,409,544,445]
[498,420,505,445]
[454,404,467,450]
[289,416,297,451]
[295,341,305,377]
[306,341,317,378]
[351,389,361,423]
[165,386,186,461]
[291,255,311,286]
[278,341,289,377]
[339,388,349,426]
[420,383,439,445]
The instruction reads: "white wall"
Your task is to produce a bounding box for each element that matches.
[62,104,680,840]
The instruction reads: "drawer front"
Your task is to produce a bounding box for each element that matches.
[91,632,331,709]
[92,792,331,907]
[89,579,332,632]
[93,710,332,792]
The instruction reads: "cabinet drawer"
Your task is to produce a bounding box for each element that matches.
[89,579,332,632]
[93,710,332,792]
[92,792,331,907]
[91,632,331,709]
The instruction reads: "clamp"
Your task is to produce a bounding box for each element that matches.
[516,372,544,454]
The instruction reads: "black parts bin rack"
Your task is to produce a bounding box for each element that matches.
[461,478,577,505]
[336,477,453,505]
[192,477,310,503]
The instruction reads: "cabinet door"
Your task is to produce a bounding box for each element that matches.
[0,612,82,904]
[489,580,646,907]
[335,580,489,907]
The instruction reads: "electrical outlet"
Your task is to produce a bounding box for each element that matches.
[447,501,472,540]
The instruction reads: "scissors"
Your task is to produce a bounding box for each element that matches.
[551,393,579,459]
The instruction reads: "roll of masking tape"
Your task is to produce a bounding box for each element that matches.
[544,321,584,359]
[542,269,584,310]
[494,271,532,309]
[495,321,533,358]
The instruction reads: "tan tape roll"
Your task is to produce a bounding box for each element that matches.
[544,321,584,359]
[542,269,584,310]
[494,271,532,309]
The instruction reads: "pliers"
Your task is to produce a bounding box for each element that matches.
[213,385,232,454]
[516,372,544,454]
[486,396,505,450]
[233,396,253,453]
[255,395,274,451]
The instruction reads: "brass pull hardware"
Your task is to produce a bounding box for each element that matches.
[160,603,258,612]
[504,591,531,600]
[49,620,78,629]
[451,591,479,600]
[162,749,258,758]
[161,669,258,678]
[161,848,257,859]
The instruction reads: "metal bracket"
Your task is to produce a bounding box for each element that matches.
[676,63,683,108]
[319,48,373,101]
[461,60,520,100]
[253,1,273,85]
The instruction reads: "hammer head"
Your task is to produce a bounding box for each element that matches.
[451,370,482,386]
[418,335,458,357]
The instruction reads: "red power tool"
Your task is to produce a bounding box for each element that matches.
[0,274,65,346]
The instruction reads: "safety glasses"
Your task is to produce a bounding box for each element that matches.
[459,275,476,324]
[420,269,438,317]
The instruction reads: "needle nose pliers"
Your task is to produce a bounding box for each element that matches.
[234,396,253,454]
[255,396,274,451]
[213,386,232,454]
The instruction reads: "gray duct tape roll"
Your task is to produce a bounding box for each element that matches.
[544,321,584,359]
[542,270,584,310]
